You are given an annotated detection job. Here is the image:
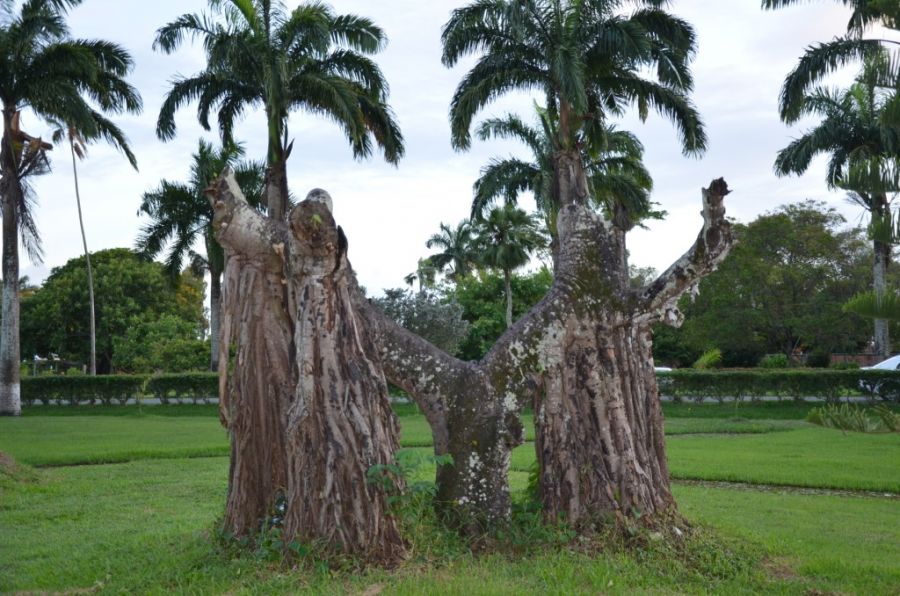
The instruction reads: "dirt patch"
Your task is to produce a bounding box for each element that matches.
[0,451,17,474]
[761,557,799,581]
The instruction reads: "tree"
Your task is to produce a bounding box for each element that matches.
[154,0,403,219]
[437,0,711,524]
[0,0,141,415]
[136,140,263,371]
[374,288,470,356]
[21,249,206,373]
[49,116,139,377]
[155,2,406,542]
[762,0,900,123]
[472,205,546,328]
[425,221,476,283]
[774,67,899,356]
[678,202,871,365]
[207,1,726,553]
[449,268,554,361]
[112,313,209,374]
[473,105,656,238]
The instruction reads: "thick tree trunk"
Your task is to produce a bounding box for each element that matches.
[534,318,673,524]
[0,112,21,416]
[208,265,222,372]
[70,140,96,376]
[282,196,404,561]
[212,176,292,538]
[211,175,405,559]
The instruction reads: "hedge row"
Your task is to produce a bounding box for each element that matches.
[22,373,218,406]
[21,369,900,406]
[657,369,900,403]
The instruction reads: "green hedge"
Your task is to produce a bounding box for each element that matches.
[657,369,900,403]
[22,373,218,406]
[20,369,900,407]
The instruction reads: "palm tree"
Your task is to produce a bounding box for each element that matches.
[137,140,264,371]
[774,66,899,356]
[154,0,404,219]
[403,258,438,293]
[473,104,655,238]
[762,0,900,123]
[443,0,705,214]
[425,221,476,283]
[0,0,141,415]
[472,205,547,328]
[50,119,139,377]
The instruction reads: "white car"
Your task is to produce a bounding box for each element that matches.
[863,355,900,371]
[860,355,900,401]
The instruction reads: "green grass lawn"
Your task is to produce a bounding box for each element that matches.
[1,401,898,593]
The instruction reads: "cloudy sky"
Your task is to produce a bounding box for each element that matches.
[18,0,886,296]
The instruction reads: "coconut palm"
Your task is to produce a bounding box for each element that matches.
[0,0,141,415]
[403,258,439,293]
[425,221,477,283]
[154,0,404,219]
[137,140,264,371]
[472,205,547,328]
[762,0,900,123]
[473,104,654,238]
[443,0,705,211]
[775,64,900,356]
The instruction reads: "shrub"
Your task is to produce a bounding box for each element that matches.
[806,403,899,433]
[758,353,789,369]
[693,348,722,370]
[21,373,218,406]
[145,373,218,404]
[832,361,860,370]
[805,350,831,368]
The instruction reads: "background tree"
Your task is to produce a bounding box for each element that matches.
[154,0,403,218]
[22,249,206,373]
[449,268,554,360]
[674,202,871,366]
[136,140,263,371]
[49,115,139,377]
[425,220,476,283]
[374,288,470,355]
[472,205,546,328]
[774,65,899,356]
[0,0,141,415]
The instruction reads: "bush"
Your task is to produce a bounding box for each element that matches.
[145,373,218,404]
[758,353,789,369]
[805,350,831,368]
[655,369,900,404]
[21,373,218,406]
[693,348,722,370]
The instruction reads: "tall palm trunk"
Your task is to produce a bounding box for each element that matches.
[873,193,891,358]
[0,108,22,415]
[873,237,891,357]
[70,137,96,375]
[209,264,222,372]
[504,268,513,328]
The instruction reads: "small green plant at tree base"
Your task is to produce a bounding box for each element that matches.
[759,353,790,369]
[693,349,723,370]
[806,403,900,433]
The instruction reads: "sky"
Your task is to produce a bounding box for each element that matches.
[16,0,891,298]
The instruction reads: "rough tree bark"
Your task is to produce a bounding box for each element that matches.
[210,174,405,560]
[211,175,292,538]
[208,152,734,547]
